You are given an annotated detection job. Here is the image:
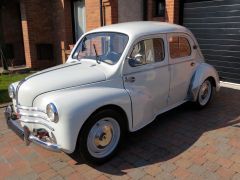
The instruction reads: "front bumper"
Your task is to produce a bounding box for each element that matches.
[4,105,61,152]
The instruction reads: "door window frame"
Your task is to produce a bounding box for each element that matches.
[123,33,168,75]
[167,33,194,65]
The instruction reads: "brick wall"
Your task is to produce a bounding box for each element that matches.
[20,0,73,69]
[52,0,73,64]
[20,0,55,69]
[5,0,180,69]
[1,1,25,67]
[85,0,118,31]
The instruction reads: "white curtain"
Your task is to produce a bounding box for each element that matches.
[74,0,86,41]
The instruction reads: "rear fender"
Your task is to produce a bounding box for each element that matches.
[188,63,220,101]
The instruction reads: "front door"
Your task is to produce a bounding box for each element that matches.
[167,33,197,106]
[123,35,170,130]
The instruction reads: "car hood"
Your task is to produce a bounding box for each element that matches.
[17,62,106,106]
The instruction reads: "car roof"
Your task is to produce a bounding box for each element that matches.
[88,21,191,38]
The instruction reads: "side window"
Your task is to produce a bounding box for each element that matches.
[169,36,191,59]
[130,38,164,66]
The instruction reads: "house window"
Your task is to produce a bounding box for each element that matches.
[3,44,14,59]
[155,0,165,17]
[73,0,86,41]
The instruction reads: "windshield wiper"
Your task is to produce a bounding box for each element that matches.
[93,43,101,64]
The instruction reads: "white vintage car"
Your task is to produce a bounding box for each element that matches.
[5,22,220,164]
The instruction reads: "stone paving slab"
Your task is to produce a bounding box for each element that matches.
[0,87,240,179]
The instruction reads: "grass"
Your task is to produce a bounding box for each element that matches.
[0,73,31,104]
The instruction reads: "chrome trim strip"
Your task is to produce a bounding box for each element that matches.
[19,119,54,131]
[19,112,49,121]
[17,105,46,113]
[15,79,27,105]
[4,106,60,152]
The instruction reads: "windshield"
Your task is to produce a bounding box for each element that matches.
[72,32,129,65]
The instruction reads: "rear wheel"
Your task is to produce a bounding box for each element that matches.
[195,79,213,108]
[77,109,125,164]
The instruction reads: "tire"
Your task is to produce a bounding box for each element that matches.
[77,109,125,164]
[194,79,213,109]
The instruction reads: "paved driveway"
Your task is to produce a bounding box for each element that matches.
[0,86,240,180]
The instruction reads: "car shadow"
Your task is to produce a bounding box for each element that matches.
[70,86,240,175]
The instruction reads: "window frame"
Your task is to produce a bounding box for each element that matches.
[154,0,166,17]
[167,33,194,64]
[128,35,166,67]
[71,31,129,65]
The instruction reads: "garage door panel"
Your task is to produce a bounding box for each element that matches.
[184,10,240,18]
[218,72,240,83]
[184,0,240,83]
[205,54,240,64]
[198,39,240,46]
[191,28,240,35]
[185,22,240,29]
[184,4,240,14]
[184,0,240,8]
[199,44,240,52]
[215,66,240,75]
[184,16,240,24]
[206,60,240,69]
[202,49,240,58]
[194,33,240,41]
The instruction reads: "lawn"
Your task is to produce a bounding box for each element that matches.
[0,73,31,104]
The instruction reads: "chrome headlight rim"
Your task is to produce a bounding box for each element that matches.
[8,84,15,99]
[46,103,59,123]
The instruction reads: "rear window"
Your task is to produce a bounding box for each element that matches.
[169,36,191,59]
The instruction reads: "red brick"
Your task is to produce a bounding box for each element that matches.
[32,162,50,174]
[217,167,236,179]
[172,167,191,178]
[217,157,234,168]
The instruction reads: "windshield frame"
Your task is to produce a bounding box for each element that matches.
[71,31,129,65]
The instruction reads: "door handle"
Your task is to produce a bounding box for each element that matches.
[125,76,135,83]
[190,62,195,67]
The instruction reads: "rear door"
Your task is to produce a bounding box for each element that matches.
[167,33,197,106]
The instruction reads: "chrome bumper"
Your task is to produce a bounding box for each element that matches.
[4,105,61,152]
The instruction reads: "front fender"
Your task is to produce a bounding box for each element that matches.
[33,79,132,153]
[188,63,220,101]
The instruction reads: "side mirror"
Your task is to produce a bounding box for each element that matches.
[128,54,144,67]
[134,54,144,63]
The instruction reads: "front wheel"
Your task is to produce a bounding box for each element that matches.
[195,79,213,109]
[77,109,125,164]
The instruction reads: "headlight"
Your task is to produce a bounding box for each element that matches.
[46,103,59,123]
[8,84,15,98]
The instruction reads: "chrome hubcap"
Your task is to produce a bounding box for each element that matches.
[87,118,120,158]
[199,80,211,106]
[94,123,113,148]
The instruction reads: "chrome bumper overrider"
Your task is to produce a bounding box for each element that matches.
[4,105,61,152]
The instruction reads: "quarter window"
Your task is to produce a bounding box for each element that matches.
[130,38,164,66]
[169,36,191,59]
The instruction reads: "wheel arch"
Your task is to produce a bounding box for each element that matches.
[74,104,130,153]
[188,63,220,102]
[87,104,130,131]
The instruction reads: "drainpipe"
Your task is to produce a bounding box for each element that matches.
[100,0,103,26]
